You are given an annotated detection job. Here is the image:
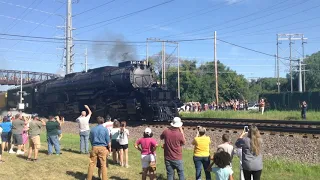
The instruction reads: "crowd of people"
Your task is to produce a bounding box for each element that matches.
[0,105,264,180]
[181,100,251,112]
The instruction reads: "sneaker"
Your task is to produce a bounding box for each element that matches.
[17,150,25,155]
[9,149,16,154]
[125,164,129,168]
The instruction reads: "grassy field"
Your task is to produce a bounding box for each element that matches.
[1,133,319,180]
[180,110,320,121]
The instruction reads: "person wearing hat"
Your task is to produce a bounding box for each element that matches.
[160,117,186,180]
[27,114,46,161]
[192,126,211,180]
[135,127,158,180]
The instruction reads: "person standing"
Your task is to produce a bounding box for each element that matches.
[9,113,25,155]
[259,99,265,115]
[76,105,92,154]
[87,116,111,180]
[103,115,113,133]
[192,126,211,180]
[27,114,46,161]
[0,126,4,163]
[118,121,129,168]
[160,117,186,180]
[301,101,307,120]
[0,116,12,153]
[218,134,234,159]
[46,116,61,155]
[235,125,263,180]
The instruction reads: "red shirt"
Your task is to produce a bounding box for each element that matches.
[160,128,184,160]
[136,137,158,155]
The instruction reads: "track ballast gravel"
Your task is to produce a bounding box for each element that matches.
[61,121,319,164]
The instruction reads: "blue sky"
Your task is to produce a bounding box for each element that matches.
[0,0,320,82]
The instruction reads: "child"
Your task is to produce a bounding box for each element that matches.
[208,151,234,180]
[110,120,120,164]
[118,121,129,168]
[135,128,158,180]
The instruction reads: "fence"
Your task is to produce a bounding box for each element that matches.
[259,92,320,110]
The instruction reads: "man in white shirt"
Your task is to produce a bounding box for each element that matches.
[102,115,113,135]
[76,105,92,154]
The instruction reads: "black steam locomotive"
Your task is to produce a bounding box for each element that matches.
[6,61,181,121]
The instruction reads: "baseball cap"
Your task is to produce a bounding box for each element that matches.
[144,127,152,135]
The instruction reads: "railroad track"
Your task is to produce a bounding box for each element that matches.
[132,117,320,134]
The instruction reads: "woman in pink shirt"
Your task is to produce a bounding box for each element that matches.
[135,128,158,180]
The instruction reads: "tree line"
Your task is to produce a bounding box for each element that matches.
[146,51,320,103]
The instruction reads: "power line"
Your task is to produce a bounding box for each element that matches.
[0,0,55,15]
[127,0,242,36]
[73,0,117,17]
[161,0,292,39]
[0,14,55,28]
[76,0,175,30]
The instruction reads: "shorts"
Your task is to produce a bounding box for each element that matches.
[57,130,62,135]
[119,144,128,150]
[12,134,23,145]
[141,154,156,168]
[29,135,41,149]
[111,139,120,151]
[1,132,12,142]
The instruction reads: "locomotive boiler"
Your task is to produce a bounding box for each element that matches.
[6,61,181,121]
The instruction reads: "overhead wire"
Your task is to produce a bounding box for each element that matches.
[75,0,175,35]
[127,0,243,36]
[161,0,293,39]
[0,0,55,15]
[73,0,117,17]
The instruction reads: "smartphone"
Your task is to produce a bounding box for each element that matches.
[244,126,249,133]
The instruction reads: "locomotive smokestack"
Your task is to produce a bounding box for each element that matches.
[92,32,137,65]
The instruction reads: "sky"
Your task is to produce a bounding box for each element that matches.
[0,0,320,85]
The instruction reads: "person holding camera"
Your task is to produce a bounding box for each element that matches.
[192,126,211,180]
[27,114,46,161]
[235,125,263,180]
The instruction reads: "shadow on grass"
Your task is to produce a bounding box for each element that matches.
[16,154,27,160]
[109,176,130,180]
[66,171,100,180]
[284,116,300,120]
[62,148,81,154]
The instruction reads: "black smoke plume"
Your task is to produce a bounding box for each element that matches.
[92,32,137,65]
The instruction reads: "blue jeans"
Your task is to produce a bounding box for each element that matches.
[193,156,211,180]
[165,159,185,180]
[47,135,60,154]
[80,130,90,153]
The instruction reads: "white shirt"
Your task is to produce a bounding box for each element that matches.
[110,128,120,140]
[103,121,113,134]
[76,115,91,132]
[118,128,129,145]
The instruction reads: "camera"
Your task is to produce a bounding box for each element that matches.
[244,126,249,133]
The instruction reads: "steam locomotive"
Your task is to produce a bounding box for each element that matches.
[5,61,181,121]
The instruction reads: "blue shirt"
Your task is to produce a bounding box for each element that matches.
[89,125,110,147]
[0,122,12,133]
[212,167,233,180]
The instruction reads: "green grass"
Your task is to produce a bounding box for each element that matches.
[1,133,319,180]
[180,110,320,121]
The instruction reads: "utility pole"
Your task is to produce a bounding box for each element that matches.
[20,70,23,104]
[289,36,293,93]
[298,58,302,92]
[276,37,280,93]
[66,0,74,74]
[214,31,219,105]
[85,48,88,72]
[177,43,180,99]
[302,35,306,92]
[146,39,149,64]
[163,42,166,85]
[277,34,307,93]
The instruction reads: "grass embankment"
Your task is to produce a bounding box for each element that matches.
[1,133,319,180]
[180,110,320,121]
